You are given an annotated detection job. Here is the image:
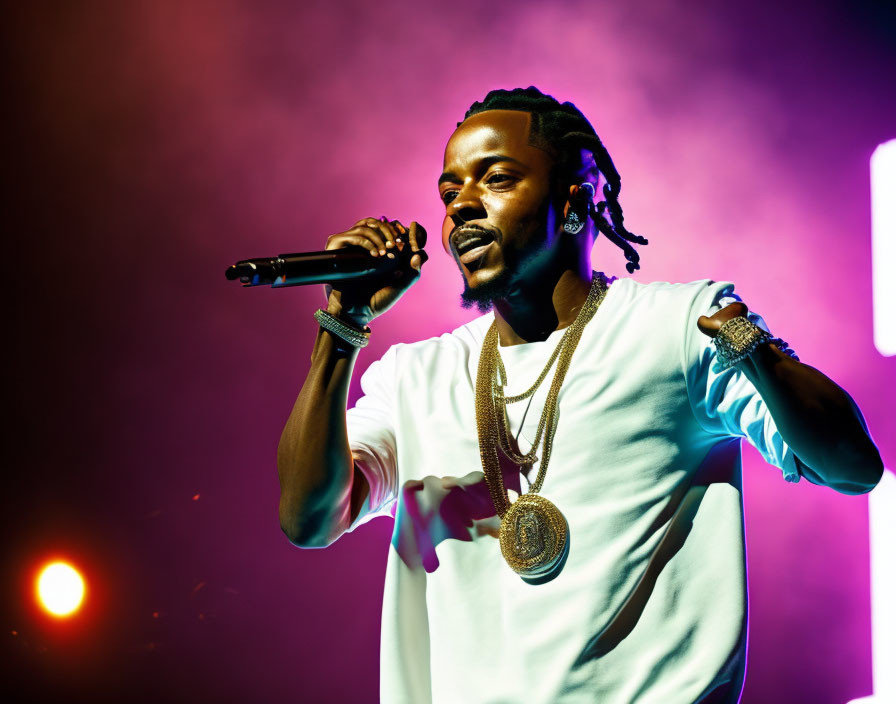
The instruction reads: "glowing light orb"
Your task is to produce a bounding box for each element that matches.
[36,562,85,617]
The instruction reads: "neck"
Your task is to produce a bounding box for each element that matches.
[492,255,594,347]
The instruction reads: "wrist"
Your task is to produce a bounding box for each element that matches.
[325,300,371,329]
[713,316,771,370]
[713,315,800,370]
[315,308,371,350]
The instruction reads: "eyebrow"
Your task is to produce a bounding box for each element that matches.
[438,154,526,186]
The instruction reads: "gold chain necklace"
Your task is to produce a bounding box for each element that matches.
[474,272,608,580]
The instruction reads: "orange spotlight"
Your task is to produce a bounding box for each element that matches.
[36,561,86,617]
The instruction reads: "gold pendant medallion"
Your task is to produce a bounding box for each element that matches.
[475,273,609,582]
[499,494,569,579]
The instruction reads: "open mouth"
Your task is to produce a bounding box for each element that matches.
[453,228,496,267]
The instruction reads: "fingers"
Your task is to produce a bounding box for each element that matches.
[407,221,428,271]
[708,302,748,325]
[328,218,427,275]
[410,249,428,271]
[352,218,388,257]
[696,315,717,338]
[389,219,408,250]
[719,301,749,317]
[408,221,428,251]
[381,218,411,257]
[334,216,405,258]
[366,216,399,256]
[696,302,750,339]
[359,216,400,256]
[326,232,382,256]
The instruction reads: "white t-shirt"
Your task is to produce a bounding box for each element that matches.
[344,277,800,704]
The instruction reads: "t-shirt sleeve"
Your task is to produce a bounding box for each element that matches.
[344,344,401,532]
[682,280,802,483]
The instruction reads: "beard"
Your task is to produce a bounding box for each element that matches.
[458,240,547,313]
[459,266,514,313]
[457,198,560,313]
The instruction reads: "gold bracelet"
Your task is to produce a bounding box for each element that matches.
[713,316,770,370]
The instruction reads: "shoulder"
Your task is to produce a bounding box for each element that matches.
[608,277,737,315]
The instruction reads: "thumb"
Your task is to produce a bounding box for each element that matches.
[697,302,749,338]
[696,315,717,338]
[411,250,429,271]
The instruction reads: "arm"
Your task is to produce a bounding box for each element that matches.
[277,218,427,548]
[277,324,367,548]
[698,303,884,495]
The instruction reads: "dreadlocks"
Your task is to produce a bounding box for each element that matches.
[462,87,648,273]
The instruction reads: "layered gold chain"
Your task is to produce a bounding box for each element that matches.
[475,273,609,517]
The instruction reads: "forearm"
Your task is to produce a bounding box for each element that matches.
[739,343,883,494]
[277,325,360,547]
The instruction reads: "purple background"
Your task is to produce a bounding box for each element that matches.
[3,1,894,702]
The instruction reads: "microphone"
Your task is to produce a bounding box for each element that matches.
[225,245,412,288]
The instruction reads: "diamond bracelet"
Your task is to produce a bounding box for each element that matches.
[714,316,775,370]
[314,308,371,348]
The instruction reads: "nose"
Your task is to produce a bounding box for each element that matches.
[448,186,486,225]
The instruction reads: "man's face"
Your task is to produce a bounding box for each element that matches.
[438,110,561,310]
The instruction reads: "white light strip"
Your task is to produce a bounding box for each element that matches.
[869,469,896,697]
[871,139,896,357]
[846,469,896,704]
[845,140,895,704]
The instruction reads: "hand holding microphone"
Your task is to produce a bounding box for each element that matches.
[323,217,427,327]
[225,216,428,327]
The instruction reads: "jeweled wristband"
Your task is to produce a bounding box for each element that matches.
[314,308,371,348]
[713,316,772,370]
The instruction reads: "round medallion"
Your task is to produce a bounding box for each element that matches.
[499,494,569,579]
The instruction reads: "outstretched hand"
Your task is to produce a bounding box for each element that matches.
[697,301,748,339]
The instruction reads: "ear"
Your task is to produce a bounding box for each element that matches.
[562,183,593,219]
[562,184,578,219]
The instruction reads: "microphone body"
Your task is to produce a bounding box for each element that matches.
[225,246,403,288]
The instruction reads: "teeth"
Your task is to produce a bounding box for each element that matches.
[458,238,484,254]
[455,231,492,255]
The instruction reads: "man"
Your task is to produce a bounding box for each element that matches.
[276,87,882,703]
